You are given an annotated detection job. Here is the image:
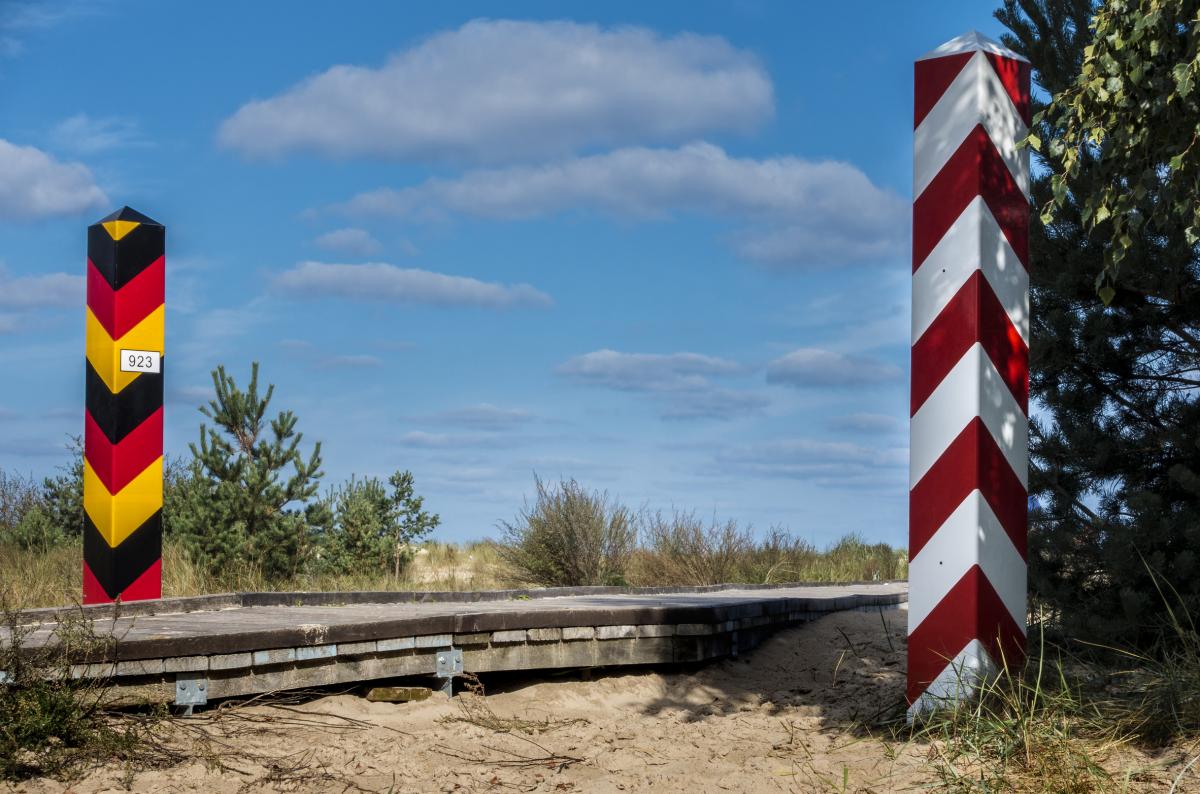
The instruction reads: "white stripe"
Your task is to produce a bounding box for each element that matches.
[912,197,1029,344]
[906,639,997,720]
[910,344,1028,489]
[918,31,1028,63]
[914,51,1029,199]
[907,490,1026,632]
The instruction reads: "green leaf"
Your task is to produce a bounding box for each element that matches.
[1099,285,1116,305]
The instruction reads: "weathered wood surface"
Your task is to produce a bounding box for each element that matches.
[6,583,907,704]
[8,582,906,663]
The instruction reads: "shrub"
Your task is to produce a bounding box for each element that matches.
[0,439,84,551]
[633,510,753,586]
[0,601,140,781]
[497,477,636,587]
[312,470,441,578]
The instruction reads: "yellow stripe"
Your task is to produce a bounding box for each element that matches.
[83,457,163,548]
[101,220,140,240]
[85,305,164,394]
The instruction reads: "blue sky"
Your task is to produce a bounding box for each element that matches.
[0,0,1010,545]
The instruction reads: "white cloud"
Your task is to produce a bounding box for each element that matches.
[661,389,769,421]
[714,437,906,486]
[558,349,741,392]
[0,266,83,308]
[218,19,771,162]
[399,431,510,449]
[558,349,763,421]
[431,404,533,429]
[766,348,902,388]
[827,413,902,434]
[273,261,552,309]
[50,114,143,154]
[314,227,381,257]
[1,2,95,58]
[0,138,107,220]
[336,143,906,267]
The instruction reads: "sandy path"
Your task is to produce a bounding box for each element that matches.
[11,607,1189,793]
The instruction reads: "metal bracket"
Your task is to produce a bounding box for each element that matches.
[175,675,208,715]
[435,647,463,697]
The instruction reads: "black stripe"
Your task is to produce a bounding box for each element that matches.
[85,358,163,445]
[83,511,162,600]
[87,223,165,290]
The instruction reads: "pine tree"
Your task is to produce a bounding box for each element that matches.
[313,470,440,578]
[998,0,1200,644]
[174,363,324,580]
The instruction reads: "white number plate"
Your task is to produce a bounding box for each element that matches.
[120,349,161,374]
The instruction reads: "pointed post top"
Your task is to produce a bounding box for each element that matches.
[94,206,162,227]
[918,30,1029,63]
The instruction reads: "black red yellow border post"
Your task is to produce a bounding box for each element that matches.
[83,207,164,604]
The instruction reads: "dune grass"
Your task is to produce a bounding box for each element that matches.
[1,529,903,610]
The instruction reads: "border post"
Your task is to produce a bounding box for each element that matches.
[82,206,165,604]
[908,32,1031,715]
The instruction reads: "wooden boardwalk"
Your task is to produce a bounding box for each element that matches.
[10,582,907,708]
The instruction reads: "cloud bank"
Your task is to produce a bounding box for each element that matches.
[274,261,552,309]
[0,139,107,220]
[766,348,902,388]
[337,143,906,267]
[219,20,772,163]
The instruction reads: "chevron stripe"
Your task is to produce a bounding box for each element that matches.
[909,34,1029,713]
[911,270,1028,415]
[87,220,164,290]
[86,359,163,445]
[84,406,162,494]
[908,490,1026,630]
[907,639,995,715]
[909,344,1028,489]
[914,51,973,129]
[83,558,162,604]
[87,255,165,340]
[914,51,1029,198]
[913,124,1029,270]
[83,511,162,600]
[912,196,1028,344]
[82,456,163,548]
[910,417,1027,560]
[85,304,164,395]
[907,565,1026,705]
[984,53,1032,126]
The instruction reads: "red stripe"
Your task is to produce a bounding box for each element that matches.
[118,559,162,602]
[913,125,1029,270]
[914,52,973,128]
[909,417,1028,560]
[907,565,1026,705]
[82,560,112,605]
[911,271,1028,415]
[84,407,163,494]
[984,54,1032,126]
[82,558,162,604]
[86,255,165,339]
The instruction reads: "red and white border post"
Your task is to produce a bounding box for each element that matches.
[908,31,1031,716]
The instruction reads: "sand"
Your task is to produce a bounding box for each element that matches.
[10,607,1194,793]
